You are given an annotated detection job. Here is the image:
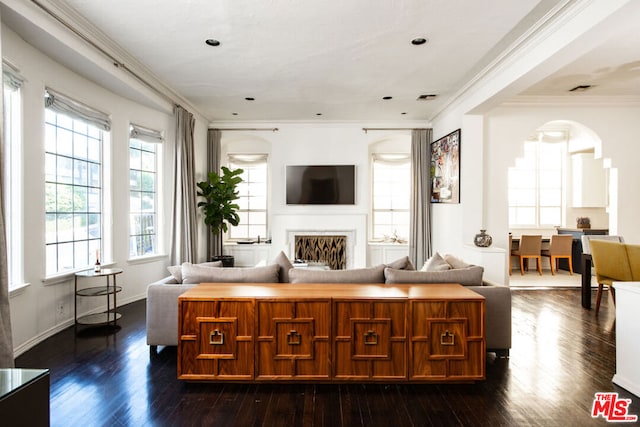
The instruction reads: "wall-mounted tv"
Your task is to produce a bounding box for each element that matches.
[286,165,356,205]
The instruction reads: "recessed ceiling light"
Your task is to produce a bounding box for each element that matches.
[382,96,393,100]
[205,39,221,47]
[416,94,438,101]
[411,37,428,46]
[245,97,255,101]
[232,112,238,115]
[401,112,407,115]
[316,113,322,116]
[569,85,593,92]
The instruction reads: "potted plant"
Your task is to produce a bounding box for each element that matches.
[196,166,244,266]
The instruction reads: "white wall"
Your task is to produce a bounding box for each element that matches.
[3,26,209,356]
[483,104,640,254]
[216,123,421,266]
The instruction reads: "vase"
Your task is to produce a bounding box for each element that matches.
[474,229,493,247]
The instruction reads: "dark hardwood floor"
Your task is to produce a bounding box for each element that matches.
[15,288,640,427]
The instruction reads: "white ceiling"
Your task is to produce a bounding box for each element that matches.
[3,0,640,122]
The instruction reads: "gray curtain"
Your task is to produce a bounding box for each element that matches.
[0,75,14,367]
[206,129,222,260]
[170,106,197,264]
[409,129,433,269]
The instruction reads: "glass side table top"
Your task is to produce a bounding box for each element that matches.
[75,268,123,277]
[0,368,49,397]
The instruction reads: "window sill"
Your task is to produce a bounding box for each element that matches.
[9,282,31,298]
[127,254,168,265]
[42,263,116,285]
[368,241,409,246]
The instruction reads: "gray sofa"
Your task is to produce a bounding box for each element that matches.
[146,255,511,357]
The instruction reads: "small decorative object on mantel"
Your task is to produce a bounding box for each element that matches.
[383,230,407,244]
[576,217,591,229]
[474,229,493,247]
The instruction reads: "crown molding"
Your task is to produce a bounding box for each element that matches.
[19,0,208,119]
[503,95,640,107]
[430,0,633,121]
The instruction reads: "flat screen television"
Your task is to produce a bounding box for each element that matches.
[286,165,355,205]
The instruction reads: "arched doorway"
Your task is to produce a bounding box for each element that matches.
[508,120,617,280]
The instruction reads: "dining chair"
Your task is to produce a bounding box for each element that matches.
[541,234,574,275]
[589,239,633,315]
[512,235,542,275]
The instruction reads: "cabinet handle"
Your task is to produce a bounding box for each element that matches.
[286,330,301,345]
[209,329,224,345]
[364,330,378,345]
[440,330,455,346]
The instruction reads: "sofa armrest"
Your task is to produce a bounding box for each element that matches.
[468,283,512,352]
[146,277,195,347]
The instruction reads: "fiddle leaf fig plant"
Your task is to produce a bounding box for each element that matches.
[196,166,244,238]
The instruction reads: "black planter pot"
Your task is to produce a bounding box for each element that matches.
[211,255,234,267]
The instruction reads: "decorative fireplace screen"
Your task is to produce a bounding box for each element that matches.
[294,235,346,270]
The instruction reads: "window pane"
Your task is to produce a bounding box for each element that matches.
[45,108,103,274]
[129,134,158,257]
[509,137,566,227]
[371,157,410,240]
[227,157,268,240]
[540,207,561,225]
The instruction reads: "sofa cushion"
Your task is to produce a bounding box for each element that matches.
[384,265,484,286]
[385,256,415,271]
[288,265,385,284]
[181,263,280,284]
[443,253,471,269]
[272,251,294,283]
[420,252,451,271]
[167,261,222,283]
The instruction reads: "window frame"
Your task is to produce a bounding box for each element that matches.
[226,154,268,241]
[3,70,24,291]
[508,135,566,228]
[128,124,162,259]
[44,106,107,277]
[370,153,411,242]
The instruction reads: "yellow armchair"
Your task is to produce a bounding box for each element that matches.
[589,240,640,315]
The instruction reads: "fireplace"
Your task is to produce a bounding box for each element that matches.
[276,214,365,269]
[294,235,347,270]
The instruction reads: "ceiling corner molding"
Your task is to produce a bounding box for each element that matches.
[429,0,631,122]
[503,95,640,107]
[23,0,208,119]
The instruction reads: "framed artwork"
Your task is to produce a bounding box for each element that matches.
[430,129,460,203]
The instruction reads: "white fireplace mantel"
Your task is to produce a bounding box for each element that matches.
[271,213,367,268]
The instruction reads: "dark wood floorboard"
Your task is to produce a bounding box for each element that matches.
[15,288,640,426]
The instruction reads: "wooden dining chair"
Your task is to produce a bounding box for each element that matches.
[541,234,574,275]
[512,235,542,275]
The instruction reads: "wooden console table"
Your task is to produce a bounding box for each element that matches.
[178,283,485,383]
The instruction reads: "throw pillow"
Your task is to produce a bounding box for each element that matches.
[385,256,416,271]
[167,261,222,283]
[288,265,385,284]
[420,252,451,272]
[181,263,280,284]
[384,266,484,286]
[272,251,294,283]
[443,254,470,269]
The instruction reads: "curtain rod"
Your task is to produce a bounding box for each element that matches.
[362,127,431,134]
[210,128,279,132]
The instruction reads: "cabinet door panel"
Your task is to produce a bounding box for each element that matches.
[256,300,330,380]
[178,299,254,380]
[333,300,406,380]
[410,300,484,381]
